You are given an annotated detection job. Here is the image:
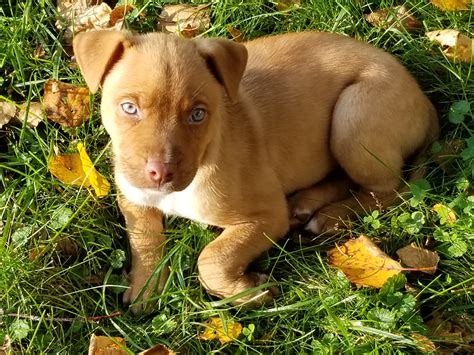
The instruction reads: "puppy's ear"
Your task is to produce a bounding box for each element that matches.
[73,31,132,93]
[195,38,248,101]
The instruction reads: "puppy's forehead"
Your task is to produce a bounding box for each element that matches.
[109,34,208,105]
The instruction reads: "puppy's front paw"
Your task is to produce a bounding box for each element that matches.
[123,268,168,314]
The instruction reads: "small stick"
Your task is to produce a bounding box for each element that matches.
[0,309,123,323]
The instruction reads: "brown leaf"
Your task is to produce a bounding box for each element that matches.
[227,26,246,42]
[138,344,176,355]
[0,335,12,354]
[0,101,18,128]
[410,333,437,352]
[426,29,473,63]
[426,311,474,352]
[44,79,90,127]
[431,0,472,11]
[88,334,128,355]
[396,243,439,274]
[33,44,46,58]
[276,0,301,11]
[109,4,135,27]
[157,4,211,38]
[365,5,421,31]
[328,235,402,288]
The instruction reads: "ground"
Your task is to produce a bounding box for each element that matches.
[0,0,473,353]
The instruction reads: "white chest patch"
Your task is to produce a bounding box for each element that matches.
[116,173,211,224]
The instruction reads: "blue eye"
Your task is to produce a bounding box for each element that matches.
[121,102,139,115]
[189,107,206,124]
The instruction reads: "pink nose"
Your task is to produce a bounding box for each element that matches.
[145,160,174,185]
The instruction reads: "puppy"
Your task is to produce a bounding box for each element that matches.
[73,31,438,311]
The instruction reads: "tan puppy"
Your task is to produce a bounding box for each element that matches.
[73,31,438,311]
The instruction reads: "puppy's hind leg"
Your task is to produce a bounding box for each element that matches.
[308,77,431,234]
[287,171,355,228]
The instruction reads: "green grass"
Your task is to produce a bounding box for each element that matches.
[1,0,473,353]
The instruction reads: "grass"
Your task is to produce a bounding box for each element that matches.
[0,0,473,353]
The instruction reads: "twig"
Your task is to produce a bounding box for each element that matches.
[0,309,123,323]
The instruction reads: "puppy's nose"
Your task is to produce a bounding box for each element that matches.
[145,160,174,185]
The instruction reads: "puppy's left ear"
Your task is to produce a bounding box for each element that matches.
[195,38,248,102]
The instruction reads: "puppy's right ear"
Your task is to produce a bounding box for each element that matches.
[73,31,132,93]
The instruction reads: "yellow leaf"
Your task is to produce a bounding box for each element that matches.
[328,235,402,288]
[396,243,440,274]
[78,143,111,197]
[49,153,89,186]
[88,334,128,355]
[197,317,243,344]
[431,0,471,11]
[432,203,457,223]
[48,143,110,197]
[426,29,473,63]
[276,0,301,11]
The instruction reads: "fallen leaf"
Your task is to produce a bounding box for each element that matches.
[1,101,45,128]
[426,29,473,63]
[15,102,45,128]
[44,79,90,127]
[33,44,46,58]
[432,203,457,224]
[0,101,18,128]
[275,0,301,11]
[57,1,125,45]
[77,143,111,197]
[365,5,422,31]
[48,142,110,197]
[138,344,176,355]
[227,26,246,42]
[410,333,437,352]
[88,334,128,355]
[0,335,12,354]
[157,4,211,38]
[396,243,440,274]
[109,4,135,27]
[426,311,474,352]
[197,317,243,344]
[328,235,402,288]
[431,0,472,11]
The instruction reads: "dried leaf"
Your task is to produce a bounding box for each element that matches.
[426,311,474,352]
[138,344,176,355]
[109,4,134,26]
[426,29,473,63]
[431,0,472,11]
[0,101,18,128]
[227,26,246,42]
[56,2,124,45]
[48,143,110,197]
[33,44,46,58]
[365,5,422,31]
[197,317,243,344]
[157,4,211,38]
[276,0,301,11]
[44,79,90,127]
[88,334,128,355]
[328,235,402,288]
[0,335,11,354]
[15,102,45,128]
[410,333,437,352]
[432,203,457,223]
[396,243,440,274]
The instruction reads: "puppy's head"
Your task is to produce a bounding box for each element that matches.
[73,31,247,193]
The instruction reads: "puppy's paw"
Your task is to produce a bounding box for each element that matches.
[200,272,278,307]
[305,206,352,235]
[288,193,324,228]
[123,268,168,314]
